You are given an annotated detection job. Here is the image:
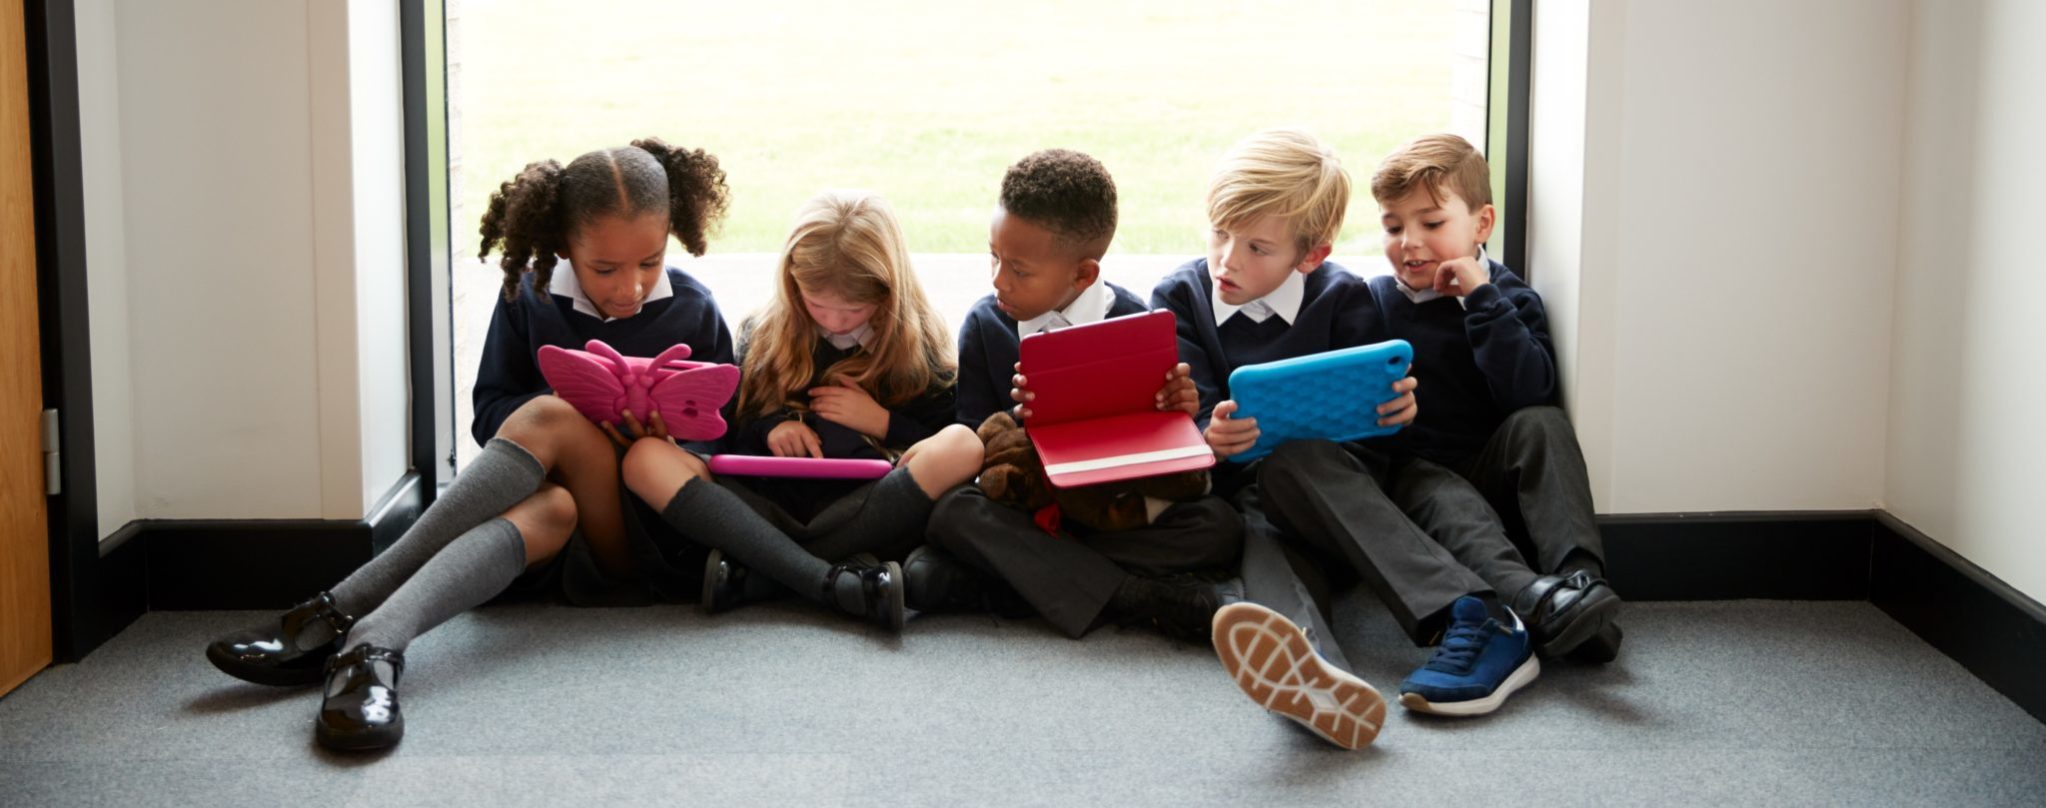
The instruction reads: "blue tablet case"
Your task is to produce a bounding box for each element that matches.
[1225,340,1414,462]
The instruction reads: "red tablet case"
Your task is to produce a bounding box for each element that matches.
[1018,310,1215,488]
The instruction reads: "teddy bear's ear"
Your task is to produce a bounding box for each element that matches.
[986,441,1031,469]
[977,411,1019,445]
[995,430,1036,456]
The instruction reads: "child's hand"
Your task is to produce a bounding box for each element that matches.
[601,409,676,449]
[1434,257,1491,297]
[1155,362,1199,417]
[1205,400,1259,459]
[1009,361,1036,421]
[768,420,825,458]
[809,376,889,439]
[1378,376,1419,427]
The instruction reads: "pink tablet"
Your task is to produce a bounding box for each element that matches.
[536,340,740,441]
[708,455,895,480]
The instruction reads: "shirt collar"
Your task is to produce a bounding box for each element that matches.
[1212,266,1306,327]
[1014,278,1115,339]
[548,263,674,322]
[1392,246,1489,308]
[817,322,876,351]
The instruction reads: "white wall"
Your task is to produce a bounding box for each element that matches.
[1532,0,1907,514]
[311,0,411,518]
[78,0,410,528]
[1533,0,2044,603]
[1885,0,2046,603]
[75,0,134,539]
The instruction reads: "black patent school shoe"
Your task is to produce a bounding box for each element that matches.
[315,644,406,752]
[205,591,356,686]
[1515,571,1621,657]
[702,549,753,615]
[824,560,906,632]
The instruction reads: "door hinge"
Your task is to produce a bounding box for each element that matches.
[41,408,60,496]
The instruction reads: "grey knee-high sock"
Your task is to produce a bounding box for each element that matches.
[660,480,863,610]
[330,438,545,616]
[342,518,528,653]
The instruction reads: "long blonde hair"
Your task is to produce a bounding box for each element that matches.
[738,190,955,419]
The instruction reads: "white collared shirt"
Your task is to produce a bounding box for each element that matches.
[1212,266,1306,327]
[548,264,674,322]
[817,322,876,351]
[1392,247,1490,308]
[1014,279,1115,339]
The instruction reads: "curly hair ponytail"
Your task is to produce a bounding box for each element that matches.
[631,136,730,257]
[478,160,568,301]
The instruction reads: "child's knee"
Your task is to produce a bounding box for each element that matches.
[1502,405,1572,441]
[508,482,578,537]
[931,424,985,477]
[620,439,697,507]
[498,395,597,448]
[905,425,984,493]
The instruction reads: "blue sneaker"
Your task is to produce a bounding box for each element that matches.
[1397,596,1540,716]
[1212,602,1387,749]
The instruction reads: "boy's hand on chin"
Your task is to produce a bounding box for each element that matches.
[1434,257,1490,297]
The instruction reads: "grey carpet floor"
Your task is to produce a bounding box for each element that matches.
[2,596,2042,808]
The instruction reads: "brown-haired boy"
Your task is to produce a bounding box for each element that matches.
[1367,133,1622,662]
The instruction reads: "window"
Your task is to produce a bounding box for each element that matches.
[443,0,1500,467]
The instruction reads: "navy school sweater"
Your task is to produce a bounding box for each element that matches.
[1148,259,1389,432]
[471,267,737,448]
[1366,261,1558,467]
[953,281,1149,428]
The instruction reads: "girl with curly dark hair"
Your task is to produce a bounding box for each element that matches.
[204,138,734,752]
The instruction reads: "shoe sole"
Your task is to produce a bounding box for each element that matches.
[1570,622,1623,664]
[1536,586,1621,657]
[883,560,906,632]
[700,549,725,615]
[315,718,404,752]
[1211,602,1385,750]
[205,644,329,687]
[1398,653,1541,717]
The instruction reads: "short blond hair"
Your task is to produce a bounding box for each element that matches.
[1206,129,1351,250]
[1370,134,1493,210]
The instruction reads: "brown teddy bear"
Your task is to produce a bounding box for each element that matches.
[974,411,1210,533]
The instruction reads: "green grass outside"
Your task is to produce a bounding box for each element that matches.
[456,0,1472,255]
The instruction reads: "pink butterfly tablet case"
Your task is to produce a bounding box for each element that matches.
[706,455,895,480]
[1017,310,1215,489]
[536,340,740,441]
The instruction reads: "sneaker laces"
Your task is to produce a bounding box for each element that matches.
[1422,618,1495,675]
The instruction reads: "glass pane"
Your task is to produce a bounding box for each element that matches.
[447,0,1490,467]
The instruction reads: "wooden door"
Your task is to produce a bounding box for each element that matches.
[0,0,52,698]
